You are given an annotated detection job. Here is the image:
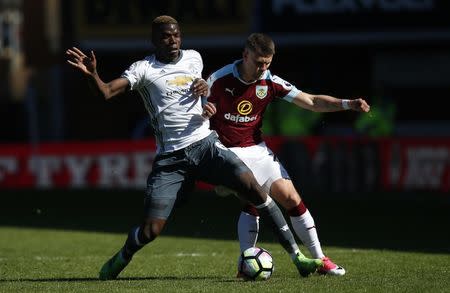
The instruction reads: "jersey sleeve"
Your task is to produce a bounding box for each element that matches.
[121,60,146,91]
[272,75,301,103]
[205,65,229,103]
[205,74,217,103]
[184,50,203,78]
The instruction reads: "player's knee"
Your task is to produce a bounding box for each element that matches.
[279,194,301,209]
[270,180,301,209]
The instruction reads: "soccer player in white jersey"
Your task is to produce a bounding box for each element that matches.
[66,16,323,280]
[205,33,371,276]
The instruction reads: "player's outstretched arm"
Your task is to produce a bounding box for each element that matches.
[292,92,370,113]
[66,47,129,100]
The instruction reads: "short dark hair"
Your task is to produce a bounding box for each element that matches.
[152,15,178,33]
[245,33,275,56]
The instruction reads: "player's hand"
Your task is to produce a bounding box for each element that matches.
[350,98,370,113]
[66,47,97,76]
[191,78,208,98]
[202,102,216,119]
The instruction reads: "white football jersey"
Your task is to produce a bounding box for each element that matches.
[122,50,212,154]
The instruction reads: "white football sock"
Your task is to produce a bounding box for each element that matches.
[237,211,259,253]
[290,210,325,259]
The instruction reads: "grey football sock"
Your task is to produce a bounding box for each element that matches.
[256,198,299,258]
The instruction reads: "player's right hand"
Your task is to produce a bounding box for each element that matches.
[350,98,370,113]
[66,47,97,76]
[202,102,216,119]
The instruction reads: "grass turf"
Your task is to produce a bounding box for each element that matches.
[0,190,449,292]
[0,227,448,293]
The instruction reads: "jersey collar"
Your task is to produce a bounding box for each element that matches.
[155,50,184,65]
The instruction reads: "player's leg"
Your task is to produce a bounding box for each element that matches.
[230,142,343,275]
[228,144,272,253]
[237,203,259,253]
[234,171,323,277]
[196,138,299,256]
[212,186,260,253]
[99,152,190,280]
[231,144,288,254]
[212,186,260,255]
[195,136,322,277]
[270,179,323,257]
[270,179,346,276]
[99,217,167,280]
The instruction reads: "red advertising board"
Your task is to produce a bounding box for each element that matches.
[0,139,156,189]
[378,138,449,192]
[0,137,448,192]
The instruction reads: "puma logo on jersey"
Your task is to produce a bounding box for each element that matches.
[225,88,235,96]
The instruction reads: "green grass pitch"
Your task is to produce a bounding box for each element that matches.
[0,190,449,292]
[0,227,448,292]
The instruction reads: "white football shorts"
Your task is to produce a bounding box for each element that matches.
[229,142,290,193]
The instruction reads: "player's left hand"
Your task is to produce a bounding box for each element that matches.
[202,102,216,118]
[191,78,209,98]
[350,98,370,113]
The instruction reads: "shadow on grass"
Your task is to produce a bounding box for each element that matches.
[1,189,449,254]
[0,275,229,283]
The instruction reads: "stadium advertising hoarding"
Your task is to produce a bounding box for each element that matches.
[0,137,448,193]
[73,0,252,39]
[260,0,450,42]
[378,138,450,192]
[0,140,156,189]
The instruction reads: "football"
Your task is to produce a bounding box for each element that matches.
[238,247,274,281]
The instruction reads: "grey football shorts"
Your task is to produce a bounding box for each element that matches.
[144,131,251,219]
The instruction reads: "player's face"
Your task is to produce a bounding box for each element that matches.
[242,48,273,81]
[152,23,181,63]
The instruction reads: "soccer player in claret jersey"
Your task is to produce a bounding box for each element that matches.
[205,33,370,276]
[66,17,322,280]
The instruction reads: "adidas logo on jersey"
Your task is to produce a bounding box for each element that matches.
[224,113,257,123]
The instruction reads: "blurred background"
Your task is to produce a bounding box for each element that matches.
[0,0,449,252]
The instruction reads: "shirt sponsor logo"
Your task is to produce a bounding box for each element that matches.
[256,85,268,99]
[166,75,194,87]
[224,113,258,123]
[165,75,194,97]
[237,100,253,115]
[224,100,257,122]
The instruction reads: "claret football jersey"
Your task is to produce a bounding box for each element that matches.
[122,50,211,154]
[207,60,300,147]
